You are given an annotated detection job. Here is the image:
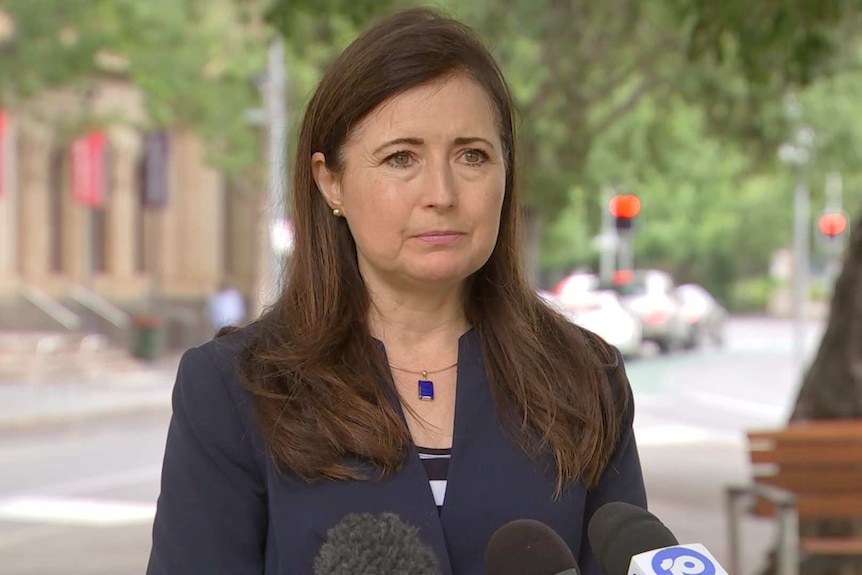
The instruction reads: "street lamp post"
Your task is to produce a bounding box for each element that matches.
[265,37,287,306]
[247,37,288,312]
[778,95,814,375]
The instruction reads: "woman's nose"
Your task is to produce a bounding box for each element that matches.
[422,158,457,209]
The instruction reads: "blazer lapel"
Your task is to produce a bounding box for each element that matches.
[439,328,505,566]
[372,340,456,575]
[382,444,455,575]
[439,329,585,574]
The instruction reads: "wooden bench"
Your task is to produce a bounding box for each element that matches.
[726,420,862,575]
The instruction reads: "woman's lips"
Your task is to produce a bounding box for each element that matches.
[414,231,465,245]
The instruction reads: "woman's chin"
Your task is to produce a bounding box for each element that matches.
[405,264,475,288]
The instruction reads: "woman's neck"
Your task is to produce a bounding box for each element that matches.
[367,286,470,355]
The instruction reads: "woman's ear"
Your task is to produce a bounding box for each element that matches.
[311,152,343,212]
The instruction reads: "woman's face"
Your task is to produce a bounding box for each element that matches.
[312,73,506,295]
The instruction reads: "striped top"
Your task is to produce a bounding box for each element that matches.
[417,446,452,512]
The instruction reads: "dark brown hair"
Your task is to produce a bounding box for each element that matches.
[237,7,627,493]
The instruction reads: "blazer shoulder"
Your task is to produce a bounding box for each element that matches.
[174,323,262,435]
[149,327,267,574]
[201,321,259,368]
[604,345,629,389]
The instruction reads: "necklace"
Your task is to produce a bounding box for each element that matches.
[389,360,458,401]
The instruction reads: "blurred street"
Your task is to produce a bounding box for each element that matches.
[0,413,169,575]
[0,316,824,575]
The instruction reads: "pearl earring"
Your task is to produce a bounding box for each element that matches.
[332,208,343,217]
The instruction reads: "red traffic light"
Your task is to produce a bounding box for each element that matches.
[613,269,634,285]
[818,212,847,237]
[609,194,641,219]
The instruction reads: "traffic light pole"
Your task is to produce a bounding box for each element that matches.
[823,173,844,296]
[607,192,640,282]
[617,230,634,278]
[825,242,841,294]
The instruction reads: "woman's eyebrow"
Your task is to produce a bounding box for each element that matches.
[372,136,496,155]
[372,137,424,155]
[453,136,495,149]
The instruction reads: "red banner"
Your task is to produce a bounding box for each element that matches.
[0,109,7,199]
[71,130,106,208]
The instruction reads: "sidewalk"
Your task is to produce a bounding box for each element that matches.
[640,441,775,575]
[0,354,181,431]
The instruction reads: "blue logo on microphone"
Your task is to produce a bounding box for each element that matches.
[652,547,715,575]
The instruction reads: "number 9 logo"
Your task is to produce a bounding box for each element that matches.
[651,547,716,575]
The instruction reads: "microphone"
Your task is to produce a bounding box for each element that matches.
[485,519,580,575]
[588,502,729,575]
[313,512,441,575]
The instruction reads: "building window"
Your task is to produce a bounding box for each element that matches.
[223,181,235,279]
[90,207,107,273]
[135,156,146,273]
[48,147,65,274]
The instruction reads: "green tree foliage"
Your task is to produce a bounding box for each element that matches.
[542,92,795,302]
[0,0,270,172]
[660,0,861,173]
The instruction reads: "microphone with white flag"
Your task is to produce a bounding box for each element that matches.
[588,502,729,575]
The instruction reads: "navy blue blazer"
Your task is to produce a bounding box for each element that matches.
[147,327,647,575]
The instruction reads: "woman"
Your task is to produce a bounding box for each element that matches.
[147,7,646,575]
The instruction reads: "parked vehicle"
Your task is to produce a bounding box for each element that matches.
[537,290,572,316]
[674,283,727,347]
[601,270,692,353]
[553,271,599,309]
[538,289,643,358]
[567,290,643,358]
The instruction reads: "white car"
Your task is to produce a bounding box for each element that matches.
[537,290,573,316]
[567,290,643,358]
[554,272,599,309]
[602,270,692,353]
[538,290,643,358]
[675,283,727,347]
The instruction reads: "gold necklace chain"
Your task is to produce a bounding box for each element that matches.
[389,360,458,377]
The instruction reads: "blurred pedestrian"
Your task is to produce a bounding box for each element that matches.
[204,281,246,334]
[148,8,646,575]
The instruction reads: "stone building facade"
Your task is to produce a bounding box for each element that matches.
[0,79,267,333]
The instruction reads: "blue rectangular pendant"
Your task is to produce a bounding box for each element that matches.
[418,379,435,401]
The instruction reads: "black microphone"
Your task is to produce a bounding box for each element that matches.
[313,512,441,575]
[588,502,729,575]
[485,519,580,575]
[587,502,679,575]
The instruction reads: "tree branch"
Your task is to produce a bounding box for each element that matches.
[588,75,663,139]
[582,35,679,106]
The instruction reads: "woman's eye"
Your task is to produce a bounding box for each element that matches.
[462,149,488,165]
[387,152,412,167]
